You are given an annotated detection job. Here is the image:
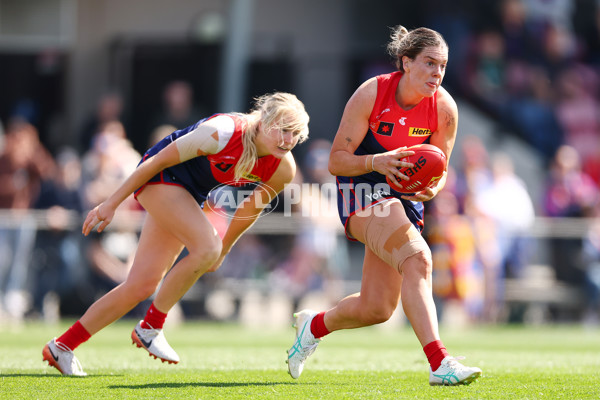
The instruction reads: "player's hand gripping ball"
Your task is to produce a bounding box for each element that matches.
[386,144,447,194]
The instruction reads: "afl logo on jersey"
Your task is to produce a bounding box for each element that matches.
[408,127,432,137]
[375,121,395,136]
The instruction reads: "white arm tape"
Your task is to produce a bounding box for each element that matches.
[175,115,235,162]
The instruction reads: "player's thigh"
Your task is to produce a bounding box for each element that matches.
[126,213,185,285]
[360,246,402,310]
[136,184,221,253]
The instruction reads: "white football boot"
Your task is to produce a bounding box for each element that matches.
[286,310,321,379]
[429,356,482,386]
[42,338,87,376]
[131,320,180,364]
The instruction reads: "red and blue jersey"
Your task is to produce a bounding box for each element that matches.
[358,71,438,169]
[337,72,440,238]
[135,114,282,204]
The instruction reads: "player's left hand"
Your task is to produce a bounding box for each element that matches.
[401,186,437,202]
[401,170,445,202]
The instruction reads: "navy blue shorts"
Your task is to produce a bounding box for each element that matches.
[134,167,209,205]
[133,149,213,206]
[336,174,424,241]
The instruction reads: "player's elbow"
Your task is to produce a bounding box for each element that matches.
[328,155,342,176]
[328,161,336,176]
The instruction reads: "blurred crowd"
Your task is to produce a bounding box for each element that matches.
[2,0,600,326]
[437,0,600,174]
[418,0,600,324]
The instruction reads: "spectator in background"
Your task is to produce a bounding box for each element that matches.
[544,145,599,286]
[463,30,508,116]
[0,119,55,209]
[426,190,484,324]
[544,145,598,219]
[471,152,535,322]
[30,148,87,320]
[150,81,204,132]
[540,23,577,78]
[572,0,600,66]
[497,0,540,63]
[0,119,55,321]
[582,215,600,324]
[460,0,577,162]
[523,0,574,33]
[79,119,142,310]
[554,64,600,177]
[78,92,125,154]
[451,135,492,212]
[81,120,142,211]
[502,64,564,160]
[446,136,504,322]
[583,146,600,189]
[474,152,535,279]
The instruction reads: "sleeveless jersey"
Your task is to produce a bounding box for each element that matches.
[135,114,282,204]
[336,71,439,239]
[360,71,438,166]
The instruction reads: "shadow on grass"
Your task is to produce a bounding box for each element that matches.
[109,381,308,389]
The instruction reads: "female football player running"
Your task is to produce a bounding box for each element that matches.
[43,92,309,376]
[286,26,482,386]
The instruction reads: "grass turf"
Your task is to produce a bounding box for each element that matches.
[1,320,599,399]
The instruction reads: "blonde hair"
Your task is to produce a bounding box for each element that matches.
[234,92,309,181]
[386,25,448,72]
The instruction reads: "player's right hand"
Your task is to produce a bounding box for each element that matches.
[373,147,415,185]
[82,203,114,236]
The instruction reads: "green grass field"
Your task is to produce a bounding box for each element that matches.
[1,319,599,399]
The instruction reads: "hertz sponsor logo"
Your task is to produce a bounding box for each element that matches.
[408,127,432,137]
[242,173,262,182]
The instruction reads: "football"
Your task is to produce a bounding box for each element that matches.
[385,143,446,194]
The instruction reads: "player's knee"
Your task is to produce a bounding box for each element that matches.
[361,304,396,325]
[401,249,432,278]
[359,294,397,325]
[126,279,161,301]
[187,240,222,271]
[392,237,431,274]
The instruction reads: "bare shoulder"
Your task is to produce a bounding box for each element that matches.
[436,86,458,116]
[436,86,458,130]
[349,77,378,110]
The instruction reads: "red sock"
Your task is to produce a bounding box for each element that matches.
[56,320,91,351]
[423,340,449,371]
[141,303,167,329]
[310,311,330,339]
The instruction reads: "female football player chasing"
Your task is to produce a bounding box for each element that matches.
[43,92,309,376]
[286,26,482,386]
